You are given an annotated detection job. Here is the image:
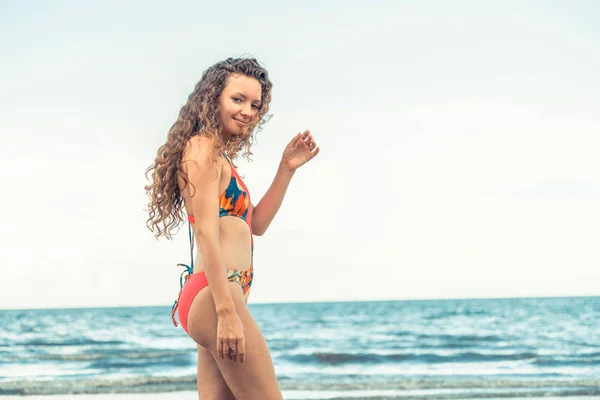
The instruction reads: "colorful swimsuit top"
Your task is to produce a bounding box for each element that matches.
[187,152,253,240]
[218,153,252,232]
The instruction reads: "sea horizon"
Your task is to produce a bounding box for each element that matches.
[2,293,598,312]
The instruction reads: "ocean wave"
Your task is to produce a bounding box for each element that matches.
[284,351,543,365]
[24,338,125,347]
[0,375,197,395]
[86,354,193,370]
[41,350,189,362]
[278,377,600,391]
[1,376,599,396]
[1,349,191,364]
[416,333,504,344]
[533,353,600,367]
[286,388,600,400]
[423,308,491,319]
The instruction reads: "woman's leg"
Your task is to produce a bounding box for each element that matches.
[196,344,236,400]
[187,282,282,400]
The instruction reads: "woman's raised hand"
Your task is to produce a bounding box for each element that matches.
[281,130,320,172]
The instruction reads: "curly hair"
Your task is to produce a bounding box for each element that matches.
[145,56,273,239]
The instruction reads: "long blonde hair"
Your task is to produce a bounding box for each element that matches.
[145,57,273,239]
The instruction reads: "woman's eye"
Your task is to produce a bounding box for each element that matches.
[233,97,258,110]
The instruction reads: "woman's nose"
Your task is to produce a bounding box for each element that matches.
[240,105,252,116]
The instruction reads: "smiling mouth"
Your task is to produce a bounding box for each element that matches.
[233,118,247,125]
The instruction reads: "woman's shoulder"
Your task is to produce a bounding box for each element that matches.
[182,136,225,171]
[183,136,221,158]
[183,135,210,151]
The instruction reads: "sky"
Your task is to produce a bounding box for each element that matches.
[0,0,599,310]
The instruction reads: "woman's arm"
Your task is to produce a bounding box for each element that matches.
[182,137,235,315]
[184,137,247,361]
[251,163,295,236]
[252,130,320,236]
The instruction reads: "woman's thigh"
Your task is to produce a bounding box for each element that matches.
[187,282,282,400]
[196,344,235,400]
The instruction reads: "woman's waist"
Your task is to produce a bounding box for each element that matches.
[193,241,252,271]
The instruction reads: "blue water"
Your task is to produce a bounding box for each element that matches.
[0,297,599,399]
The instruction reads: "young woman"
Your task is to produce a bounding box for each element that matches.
[145,57,319,399]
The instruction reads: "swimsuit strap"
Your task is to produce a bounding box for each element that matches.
[188,218,194,270]
[170,216,195,327]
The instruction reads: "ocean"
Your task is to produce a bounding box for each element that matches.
[0,297,599,399]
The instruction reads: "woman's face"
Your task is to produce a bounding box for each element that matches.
[218,73,262,138]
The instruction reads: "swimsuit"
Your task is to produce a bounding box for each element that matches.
[171,153,254,335]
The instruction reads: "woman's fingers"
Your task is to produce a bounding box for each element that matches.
[219,338,245,363]
[218,340,235,361]
[311,146,320,158]
[301,135,318,153]
[224,341,232,360]
[216,315,245,363]
[230,339,243,362]
[237,339,246,363]
[228,342,236,362]
[228,343,235,360]
[217,340,224,359]
[289,133,302,148]
[290,130,312,149]
[301,131,316,148]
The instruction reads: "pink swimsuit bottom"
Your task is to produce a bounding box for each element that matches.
[175,266,254,335]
